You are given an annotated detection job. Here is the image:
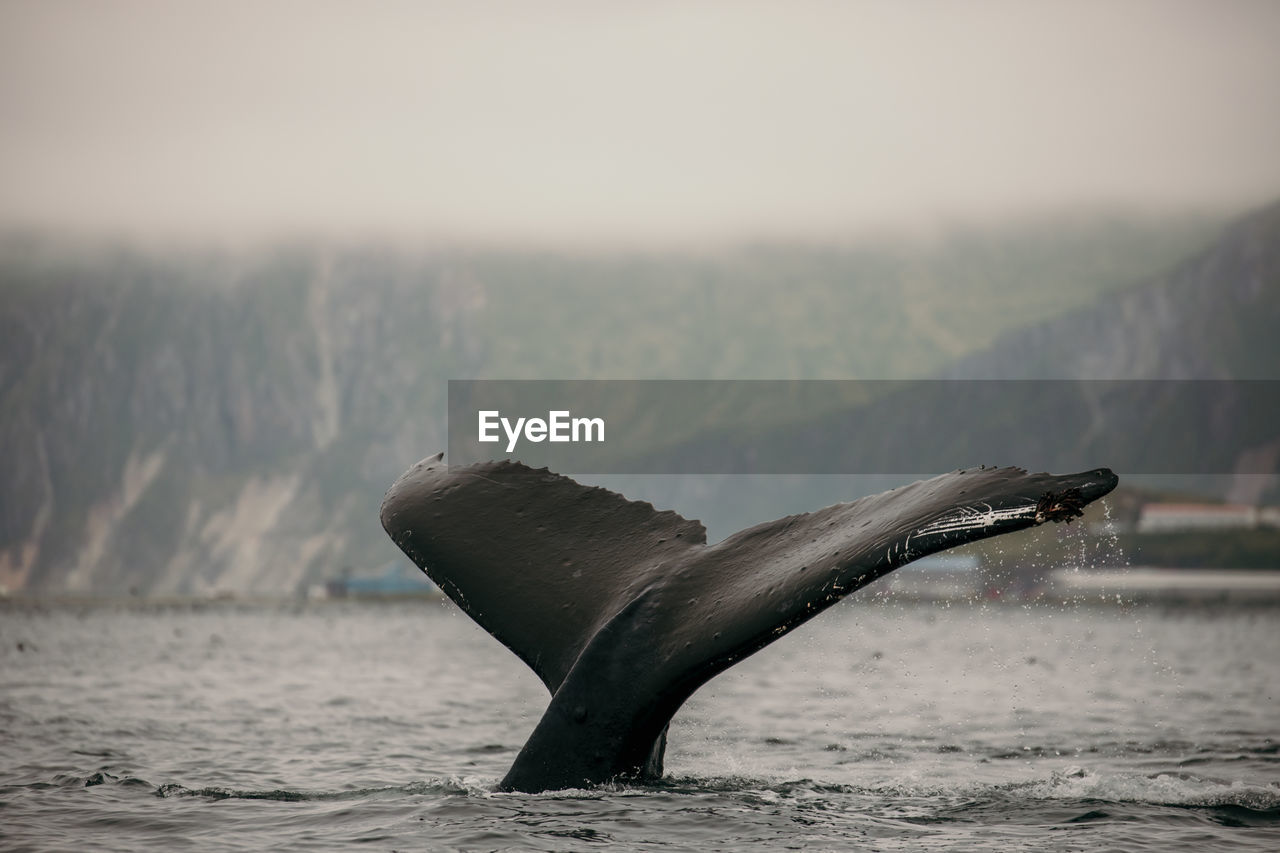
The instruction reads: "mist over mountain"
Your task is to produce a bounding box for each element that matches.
[946,200,1280,380]
[0,208,1266,596]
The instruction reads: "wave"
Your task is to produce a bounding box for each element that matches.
[35,766,1280,816]
[30,771,487,801]
[1020,766,1280,813]
[652,768,1280,814]
[153,776,489,800]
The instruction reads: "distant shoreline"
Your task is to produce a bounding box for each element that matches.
[5,574,1279,610]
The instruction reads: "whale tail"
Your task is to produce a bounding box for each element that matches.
[381,455,1117,792]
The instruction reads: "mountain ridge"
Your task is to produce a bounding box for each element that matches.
[0,211,1254,595]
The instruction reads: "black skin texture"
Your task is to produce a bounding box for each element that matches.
[381,454,1118,792]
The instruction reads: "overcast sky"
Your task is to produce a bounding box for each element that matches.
[2,0,1279,247]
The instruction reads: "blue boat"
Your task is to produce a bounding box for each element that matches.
[325,561,438,598]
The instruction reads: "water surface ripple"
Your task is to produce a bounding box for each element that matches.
[2,599,1276,851]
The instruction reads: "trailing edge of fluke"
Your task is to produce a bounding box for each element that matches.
[380,453,1117,792]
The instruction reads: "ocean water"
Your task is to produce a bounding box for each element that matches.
[2,597,1277,851]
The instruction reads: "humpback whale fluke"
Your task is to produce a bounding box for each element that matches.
[380,454,1117,792]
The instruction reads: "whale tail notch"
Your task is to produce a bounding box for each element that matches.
[380,456,1118,792]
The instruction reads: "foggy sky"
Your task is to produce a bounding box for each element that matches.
[2,0,1279,247]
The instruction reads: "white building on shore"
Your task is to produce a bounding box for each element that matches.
[1137,503,1259,533]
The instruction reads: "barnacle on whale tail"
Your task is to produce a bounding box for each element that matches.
[1035,487,1086,523]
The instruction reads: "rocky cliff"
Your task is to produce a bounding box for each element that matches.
[0,248,469,595]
